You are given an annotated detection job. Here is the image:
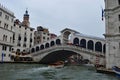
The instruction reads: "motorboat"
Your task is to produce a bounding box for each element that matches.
[48,61,64,68]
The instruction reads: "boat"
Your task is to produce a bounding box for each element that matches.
[48,61,64,68]
[112,66,120,77]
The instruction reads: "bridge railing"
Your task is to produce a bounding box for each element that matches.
[30,44,105,57]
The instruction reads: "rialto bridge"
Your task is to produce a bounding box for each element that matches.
[25,28,106,65]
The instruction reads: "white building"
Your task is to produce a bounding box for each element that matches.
[13,10,34,54]
[104,0,120,69]
[0,4,15,62]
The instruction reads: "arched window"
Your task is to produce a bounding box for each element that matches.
[36,46,40,52]
[24,37,27,42]
[5,35,7,41]
[40,45,44,50]
[73,37,79,45]
[80,39,86,48]
[103,44,106,53]
[31,48,35,53]
[30,38,32,43]
[45,43,49,48]
[95,42,102,52]
[3,35,5,41]
[87,40,94,50]
[56,39,61,45]
[50,41,55,46]
[18,35,21,41]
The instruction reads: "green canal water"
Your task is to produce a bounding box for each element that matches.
[0,64,118,80]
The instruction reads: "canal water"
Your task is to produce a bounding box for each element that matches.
[0,64,118,80]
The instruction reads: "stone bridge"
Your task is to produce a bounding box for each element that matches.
[25,28,106,65]
[29,44,105,65]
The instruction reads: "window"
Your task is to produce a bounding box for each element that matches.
[19,26,21,28]
[24,32,26,36]
[8,54,11,57]
[37,36,40,39]
[18,35,21,41]
[0,21,1,27]
[10,37,12,43]
[0,12,2,16]
[2,46,4,50]
[43,33,46,35]
[3,35,5,41]
[11,18,13,22]
[119,15,120,21]
[14,24,16,26]
[6,24,8,29]
[2,46,7,51]
[119,26,120,33]
[23,44,26,47]
[43,37,45,39]
[9,47,11,51]
[4,23,6,28]
[119,43,120,49]
[5,36,7,41]
[47,37,49,40]
[30,29,33,31]
[17,43,21,46]
[5,15,9,20]
[30,44,32,48]
[24,37,27,42]
[30,38,32,42]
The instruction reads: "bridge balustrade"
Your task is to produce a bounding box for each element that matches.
[30,44,105,58]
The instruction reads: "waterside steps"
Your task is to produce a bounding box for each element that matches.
[96,67,115,75]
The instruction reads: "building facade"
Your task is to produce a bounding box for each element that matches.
[0,4,15,62]
[104,0,120,69]
[34,26,57,45]
[12,10,34,54]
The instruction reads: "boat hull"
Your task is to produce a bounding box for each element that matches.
[112,66,120,77]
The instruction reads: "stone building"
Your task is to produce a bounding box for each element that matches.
[104,0,120,69]
[0,4,15,62]
[34,26,57,45]
[12,10,34,54]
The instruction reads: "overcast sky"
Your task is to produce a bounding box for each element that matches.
[0,0,105,37]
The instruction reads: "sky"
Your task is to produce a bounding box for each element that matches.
[0,0,105,37]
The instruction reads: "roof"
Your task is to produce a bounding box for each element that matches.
[61,28,80,34]
[75,33,105,41]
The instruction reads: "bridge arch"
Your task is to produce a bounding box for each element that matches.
[45,43,50,48]
[40,44,44,50]
[39,50,86,64]
[50,41,55,46]
[36,46,40,52]
[73,37,79,45]
[31,48,35,53]
[56,39,61,45]
[95,42,102,52]
[80,39,86,48]
[87,40,94,50]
